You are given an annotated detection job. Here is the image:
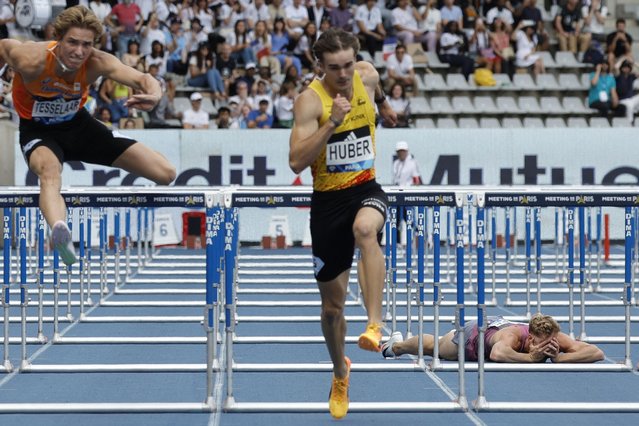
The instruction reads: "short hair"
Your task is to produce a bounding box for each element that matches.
[616,18,626,26]
[279,80,296,96]
[528,314,560,337]
[312,28,359,63]
[53,5,104,44]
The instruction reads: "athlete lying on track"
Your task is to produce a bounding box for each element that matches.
[381,314,605,363]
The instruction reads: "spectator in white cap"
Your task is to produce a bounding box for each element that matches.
[393,141,423,187]
[513,19,545,77]
[236,62,258,94]
[392,140,422,248]
[182,92,210,129]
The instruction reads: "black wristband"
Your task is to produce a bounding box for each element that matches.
[329,116,342,127]
[374,89,386,104]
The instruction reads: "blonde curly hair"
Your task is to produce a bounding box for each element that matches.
[528,313,560,337]
[53,5,104,45]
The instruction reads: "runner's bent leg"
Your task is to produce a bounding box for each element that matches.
[354,207,385,325]
[111,143,176,185]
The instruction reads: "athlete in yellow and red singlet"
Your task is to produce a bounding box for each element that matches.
[288,28,397,419]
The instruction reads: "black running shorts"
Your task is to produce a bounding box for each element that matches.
[18,108,137,166]
[310,179,388,282]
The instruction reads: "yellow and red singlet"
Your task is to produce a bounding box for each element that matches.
[308,71,377,192]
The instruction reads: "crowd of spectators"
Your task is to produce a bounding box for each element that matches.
[0,0,637,128]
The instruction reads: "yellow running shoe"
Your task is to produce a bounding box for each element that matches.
[358,323,382,352]
[328,356,351,419]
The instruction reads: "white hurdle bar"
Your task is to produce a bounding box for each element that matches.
[0,186,224,411]
[2,185,639,415]
[223,186,639,414]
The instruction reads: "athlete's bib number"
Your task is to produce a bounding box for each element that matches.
[326,134,374,173]
[487,317,510,329]
[32,98,80,122]
[487,317,526,329]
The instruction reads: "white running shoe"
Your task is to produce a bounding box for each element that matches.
[51,221,77,266]
[381,331,404,359]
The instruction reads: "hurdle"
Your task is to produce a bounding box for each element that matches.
[214,186,639,416]
[473,189,636,412]
[1,185,638,415]
[0,187,223,413]
[221,186,465,414]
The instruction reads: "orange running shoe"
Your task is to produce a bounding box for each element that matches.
[358,323,382,352]
[328,356,351,419]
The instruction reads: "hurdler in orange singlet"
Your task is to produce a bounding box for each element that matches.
[13,41,88,124]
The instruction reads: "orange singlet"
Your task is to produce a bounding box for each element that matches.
[13,41,88,124]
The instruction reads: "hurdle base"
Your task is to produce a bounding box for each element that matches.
[457,396,468,411]
[19,360,31,371]
[223,396,236,412]
[204,396,215,411]
[37,333,48,344]
[474,396,488,411]
[3,360,13,372]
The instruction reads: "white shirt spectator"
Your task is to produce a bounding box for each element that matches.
[393,154,422,186]
[439,32,464,55]
[514,29,539,67]
[89,1,112,22]
[215,3,234,35]
[183,107,210,128]
[354,4,382,34]
[275,95,294,121]
[486,6,514,26]
[309,4,327,29]
[391,5,418,32]
[229,8,246,29]
[156,1,180,23]
[293,34,312,55]
[386,51,414,78]
[196,8,216,33]
[141,27,167,56]
[285,3,309,34]
[387,96,409,116]
[186,29,209,52]
[245,1,271,27]
[145,53,168,76]
[137,0,154,22]
[417,5,441,33]
[581,0,607,36]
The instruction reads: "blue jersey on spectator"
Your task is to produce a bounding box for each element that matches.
[588,72,616,106]
[247,109,274,128]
